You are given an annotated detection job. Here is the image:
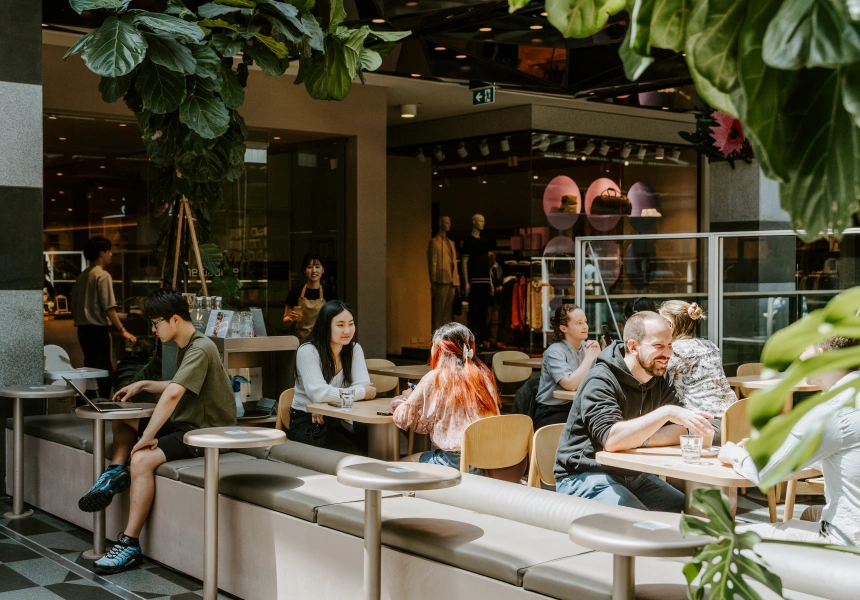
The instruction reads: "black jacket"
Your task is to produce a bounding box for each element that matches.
[554,341,683,480]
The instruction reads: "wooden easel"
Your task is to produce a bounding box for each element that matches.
[160,195,209,295]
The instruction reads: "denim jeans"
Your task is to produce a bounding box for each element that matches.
[556,471,685,513]
[419,449,483,475]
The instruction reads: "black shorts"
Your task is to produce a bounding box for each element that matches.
[138,418,200,462]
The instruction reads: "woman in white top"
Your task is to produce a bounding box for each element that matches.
[289,300,376,454]
[660,300,737,417]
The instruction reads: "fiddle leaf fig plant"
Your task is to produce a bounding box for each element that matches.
[508,0,860,241]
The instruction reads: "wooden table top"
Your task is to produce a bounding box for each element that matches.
[552,389,576,401]
[306,398,395,424]
[365,365,430,380]
[725,375,820,393]
[503,358,543,369]
[596,446,752,487]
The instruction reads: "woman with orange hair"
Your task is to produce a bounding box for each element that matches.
[390,322,500,471]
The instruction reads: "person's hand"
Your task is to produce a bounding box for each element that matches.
[122,330,137,345]
[717,442,737,465]
[131,435,157,456]
[364,383,377,400]
[390,396,406,412]
[664,406,714,437]
[112,381,143,402]
[584,340,601,360]
[312,413,325,425]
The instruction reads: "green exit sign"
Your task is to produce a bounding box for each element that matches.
[472,86,496,106]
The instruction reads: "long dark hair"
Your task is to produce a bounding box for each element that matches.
[301,300,356,386]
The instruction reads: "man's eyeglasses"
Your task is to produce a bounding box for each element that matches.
[150,317,165,329]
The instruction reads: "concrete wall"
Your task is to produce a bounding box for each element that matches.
[709,160,790,231]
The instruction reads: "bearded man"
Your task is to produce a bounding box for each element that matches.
[554,311,717,512]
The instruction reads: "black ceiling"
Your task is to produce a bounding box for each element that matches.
[43,0,694,107]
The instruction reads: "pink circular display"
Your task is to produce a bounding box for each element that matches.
[542,175,580,231]
[628,181,658,233]
[585,178,621,231]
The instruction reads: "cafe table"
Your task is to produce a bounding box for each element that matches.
[0,385,77,519]
[44,366,109,387]
[184,426,286,600]
[306,398,400,460]
[568,512,712,600]
[552,389,576,402]
[337,462,461,600]
[364,364,430,394]
[502,357,543,369]
[75,402,156,558]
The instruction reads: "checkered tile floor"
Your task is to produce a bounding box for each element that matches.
[0,497,237,600]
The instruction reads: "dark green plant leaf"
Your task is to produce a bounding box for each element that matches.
[297,36,352,100]
[618,26,654,81]
[150,168,177,206]
[198,2,251,18]
[650,0,689,51]
[114,345,162,395]
[628,0,654,56]
[302,14,326,51]
[342,26,371,78]
[134,61,187,113]
[98,72,133,102]
[181,128,219,155]
[219,64,245,108]
[262,0,308,41]
[63,30,97,60]
[508,0,532,12]
[132,12,206,43]
[254,33,290,58]
[70,0,130,14]
[191,44,223,83]
[329,0,348,33]
[179,89,231,139]
[359,48,382,71]
[81,16,148,77]
[286,0,315,11]
[198,18,238,31]
[544,0,625,39]
[841,62,860,128]
[215,0,257,7]
[197,243,223,276]
[212,33,243,57]
[366,29,412,43]
[236,61,250,86]
[692,0,748,94]
[143,32,197,74]
[680,488,783,600]
[166,0,196,19]
[764,0,860,70]
[236,24,263,39]
[243,41,289,77]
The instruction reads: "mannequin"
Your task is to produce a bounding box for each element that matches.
[460,214,492,347]
[427,216,460,330]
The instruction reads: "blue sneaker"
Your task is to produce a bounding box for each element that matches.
[78,465,130,512]
[93,533,143,574]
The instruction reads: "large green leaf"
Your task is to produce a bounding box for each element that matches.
[143,32,197,74]
[681,489,783,600]
[179,89,231,139]
[98,72,133,102]
[683,0,739,117]
[763,0,860,70]
[297,36,352,100]
[781,68,860,239]
[733,0,792,182]
[254,34,290,58]
[134,60,187,113]
[263,0,308,40]
[198,2,251,18]
[219,64,245,108]
[191,44,223,83]
[69,0,130,14]
[62,30,97,60]
[197,243,224,276]
[692,0,748,94]
[215,0,257,7]
[198,18,238,31]
[618,4,654,82]
[243,41,289,77]
[211,33,243,57]
[628,0,655,56]
[508,0,532,12]
[302,14,326,51]
[329,0,348,33]
[132,12,206,43]
[843,63,860,128]
[650,0,689,51]
[544,0,625,39]
[81,16,148,77]
[359,48,382,72]
[166,0,195,19]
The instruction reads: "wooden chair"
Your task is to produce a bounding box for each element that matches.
[527,423,565,489]
[365,359,399,396]
[736,362,763,398]
[460,414,533,483]
[275,388,295,433]
[492,351,533,412]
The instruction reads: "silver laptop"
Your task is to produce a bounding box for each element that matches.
[63,377,142,412]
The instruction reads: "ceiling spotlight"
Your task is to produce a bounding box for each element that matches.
[479,27,492,32]
[479,139,490,156]
[533,175,538,180]
[471,162,478,171]
[580,156,587,161]
[655,146,665,160]
[97,186,104,190]
[480,174,488,184]
[455,54,467,59]
[538,135,550,152]
[541,11,548,16]
[410,73,421,77]
[624,161,630,166]
[273,136,281,140]
[400,104,417,118]
[500,136,510,152]
[48,115,57,120]
[582,140,595,156]
[530,25,543,30]
[371,18,385,23]
[620,144,632,159]
[434,46,446,51]
[118,123,127,127]
[434,146,445,161]
[565,137,576,152]
[416,148,426,163]
[670,148,681,160]
[457,143,469,158]
[598,141,610,156]
[56,172,63,176]
[637,145,647,160]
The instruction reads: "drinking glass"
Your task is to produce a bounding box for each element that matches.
[242,312,255,337]
[339,388,355,410]
[680,435,704,464]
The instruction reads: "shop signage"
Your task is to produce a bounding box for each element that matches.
[472,86,496,106]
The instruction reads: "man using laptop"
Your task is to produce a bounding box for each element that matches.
[78,288,236,574]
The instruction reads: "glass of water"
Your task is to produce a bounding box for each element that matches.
[680,435,704,464]
[339,388,355,410]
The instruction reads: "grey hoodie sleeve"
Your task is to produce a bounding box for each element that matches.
[580,374,624,447]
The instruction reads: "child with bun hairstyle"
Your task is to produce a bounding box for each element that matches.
[390,322,500,473]
[659,300,737,417]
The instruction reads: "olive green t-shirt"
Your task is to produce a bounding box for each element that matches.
[170,331,236,429]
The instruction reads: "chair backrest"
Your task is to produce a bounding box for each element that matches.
[527,423,565,488]
[737,362,763,377]
[492,351,533,384]
[460,414,533,472]
[44,345,72,372]
[721,398,749,445]
[275,388,295,432]
[365,358,398,394]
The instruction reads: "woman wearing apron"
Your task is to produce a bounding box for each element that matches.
[283,253,337,342]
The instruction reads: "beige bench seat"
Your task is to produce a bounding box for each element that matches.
[7,414,98,452]
[266,439,384,474]
[154,453,255,480]
[177,458,398,522]
[317,495,592,586]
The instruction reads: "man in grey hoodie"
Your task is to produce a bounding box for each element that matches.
[554,311,715,512]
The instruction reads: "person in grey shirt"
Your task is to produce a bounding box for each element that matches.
[533,304,600,430]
